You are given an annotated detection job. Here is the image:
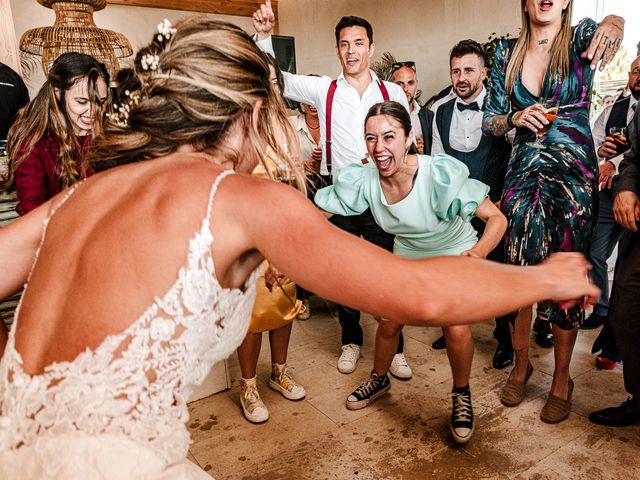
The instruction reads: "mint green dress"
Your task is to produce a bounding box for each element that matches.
[315,154,490,259]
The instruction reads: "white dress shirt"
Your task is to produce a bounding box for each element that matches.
[431,86,487,155]
[591,89,638,172]
[409,100,423,140]
[257,36,410,176]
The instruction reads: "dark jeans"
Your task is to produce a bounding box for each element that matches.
[587,190,626,316]
[471,217,514,349]
[608,229,640,396]
[329,208,404,352]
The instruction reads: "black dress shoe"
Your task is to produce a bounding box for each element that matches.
[432,335,446,350]
[492,344,514,369]
[535,321,553,348]
[580,312,606,330]
[589,397,640,427]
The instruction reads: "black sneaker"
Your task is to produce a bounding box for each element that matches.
[345,371,391,410]
[580,312,606,330]
[450,388,474,443]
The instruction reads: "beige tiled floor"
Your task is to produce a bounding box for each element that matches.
[187,298,639,479]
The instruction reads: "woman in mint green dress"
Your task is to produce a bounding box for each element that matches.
[315,101,506,444]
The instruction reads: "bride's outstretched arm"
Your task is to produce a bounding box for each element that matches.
[231,177,599,327]
[0,199,53,301]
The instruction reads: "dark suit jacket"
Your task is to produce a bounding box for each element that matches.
[614,106,640,197]
[417,107,434,155]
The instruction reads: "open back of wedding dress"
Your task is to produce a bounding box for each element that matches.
[0,170,258,479]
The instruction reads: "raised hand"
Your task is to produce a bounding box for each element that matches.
[252,0,275,41]
[582,15,624,71]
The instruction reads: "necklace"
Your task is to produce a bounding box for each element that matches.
[305,118,320,130]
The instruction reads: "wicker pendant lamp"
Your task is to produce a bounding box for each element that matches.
[19,0,132,77]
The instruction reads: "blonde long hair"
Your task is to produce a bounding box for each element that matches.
[505,0,574,94]
[2,53,109,191]
[90,17,305,193]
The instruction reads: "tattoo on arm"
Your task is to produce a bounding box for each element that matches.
[484,114,512,137]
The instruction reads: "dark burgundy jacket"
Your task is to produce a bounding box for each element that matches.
[14,131,93,215]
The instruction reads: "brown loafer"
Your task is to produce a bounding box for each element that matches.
[540,378,574,424]
[500,362,534,407]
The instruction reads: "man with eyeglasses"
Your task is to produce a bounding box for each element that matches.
[582,56,640,367]
[431,39,515,369]
[391,61,433,155]
[252,1,413,380]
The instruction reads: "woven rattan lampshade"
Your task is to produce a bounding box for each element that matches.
[20,0,132,77]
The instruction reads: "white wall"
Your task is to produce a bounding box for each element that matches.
[10,0,253,95]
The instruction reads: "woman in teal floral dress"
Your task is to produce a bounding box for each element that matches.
[483,0,624,423]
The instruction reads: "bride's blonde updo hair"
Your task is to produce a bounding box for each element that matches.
[90,17,304,191]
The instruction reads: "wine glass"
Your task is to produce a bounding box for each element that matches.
[608,126,630,155]
[527,99,560,149]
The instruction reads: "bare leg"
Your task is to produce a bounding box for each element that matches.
[549,324,577,399]
[442,325,474,388]
[268,322,293,365]
[509,305,533,382]
[237,332,263,379]
[373,318,403,376]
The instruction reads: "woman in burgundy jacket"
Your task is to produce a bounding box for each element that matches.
[2,53,109,215]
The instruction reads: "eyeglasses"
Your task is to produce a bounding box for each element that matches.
[392,61,416,72]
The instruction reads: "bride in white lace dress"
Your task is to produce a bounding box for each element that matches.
[0,17,599,479]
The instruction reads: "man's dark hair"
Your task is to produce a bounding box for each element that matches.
[450,39,485,67]
[335,16,373,45]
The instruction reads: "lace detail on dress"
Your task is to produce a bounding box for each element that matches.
[0,170,258,464]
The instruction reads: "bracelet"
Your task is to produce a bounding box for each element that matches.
[507,111,516,129]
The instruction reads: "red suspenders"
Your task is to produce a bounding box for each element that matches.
[324,79,390,174]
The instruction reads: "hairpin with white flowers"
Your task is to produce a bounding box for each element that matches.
[107,89,141,128]
[139,19,176,72]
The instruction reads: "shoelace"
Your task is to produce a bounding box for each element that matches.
[276,367,298,391]
[354,375,380,397]
[242,383,263,410]
[394,353,409,367]
[341,346,358,362]
[450,392,473,422]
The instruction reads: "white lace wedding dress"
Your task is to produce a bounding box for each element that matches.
[0,171,258,479]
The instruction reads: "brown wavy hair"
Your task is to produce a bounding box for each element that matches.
[505,0,574,94]
[90,17,305,193]
[2,52,109,191]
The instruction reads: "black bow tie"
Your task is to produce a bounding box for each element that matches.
[457,102,480,112]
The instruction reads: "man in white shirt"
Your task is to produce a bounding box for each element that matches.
[252,1,412,379]
[391,61,433,154]
[584,56,640,346]
[432,39,514,369]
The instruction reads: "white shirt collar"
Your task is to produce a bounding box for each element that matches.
[410,99,421,114]
[337,69,381,87]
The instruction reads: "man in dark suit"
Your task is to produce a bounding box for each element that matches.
[391,62,433,154]
[589,103,640,427]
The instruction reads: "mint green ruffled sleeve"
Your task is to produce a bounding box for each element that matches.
[314,163,370,216]
[429,154,490,222]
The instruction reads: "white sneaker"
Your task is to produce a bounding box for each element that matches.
[297,299,311,320]
[239,378,269,423]
[338,344,361,374]
[269,364,306,400]
[389,353,413,379]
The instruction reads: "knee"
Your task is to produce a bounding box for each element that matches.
[443,325,472,343]
[378,319,403,339]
